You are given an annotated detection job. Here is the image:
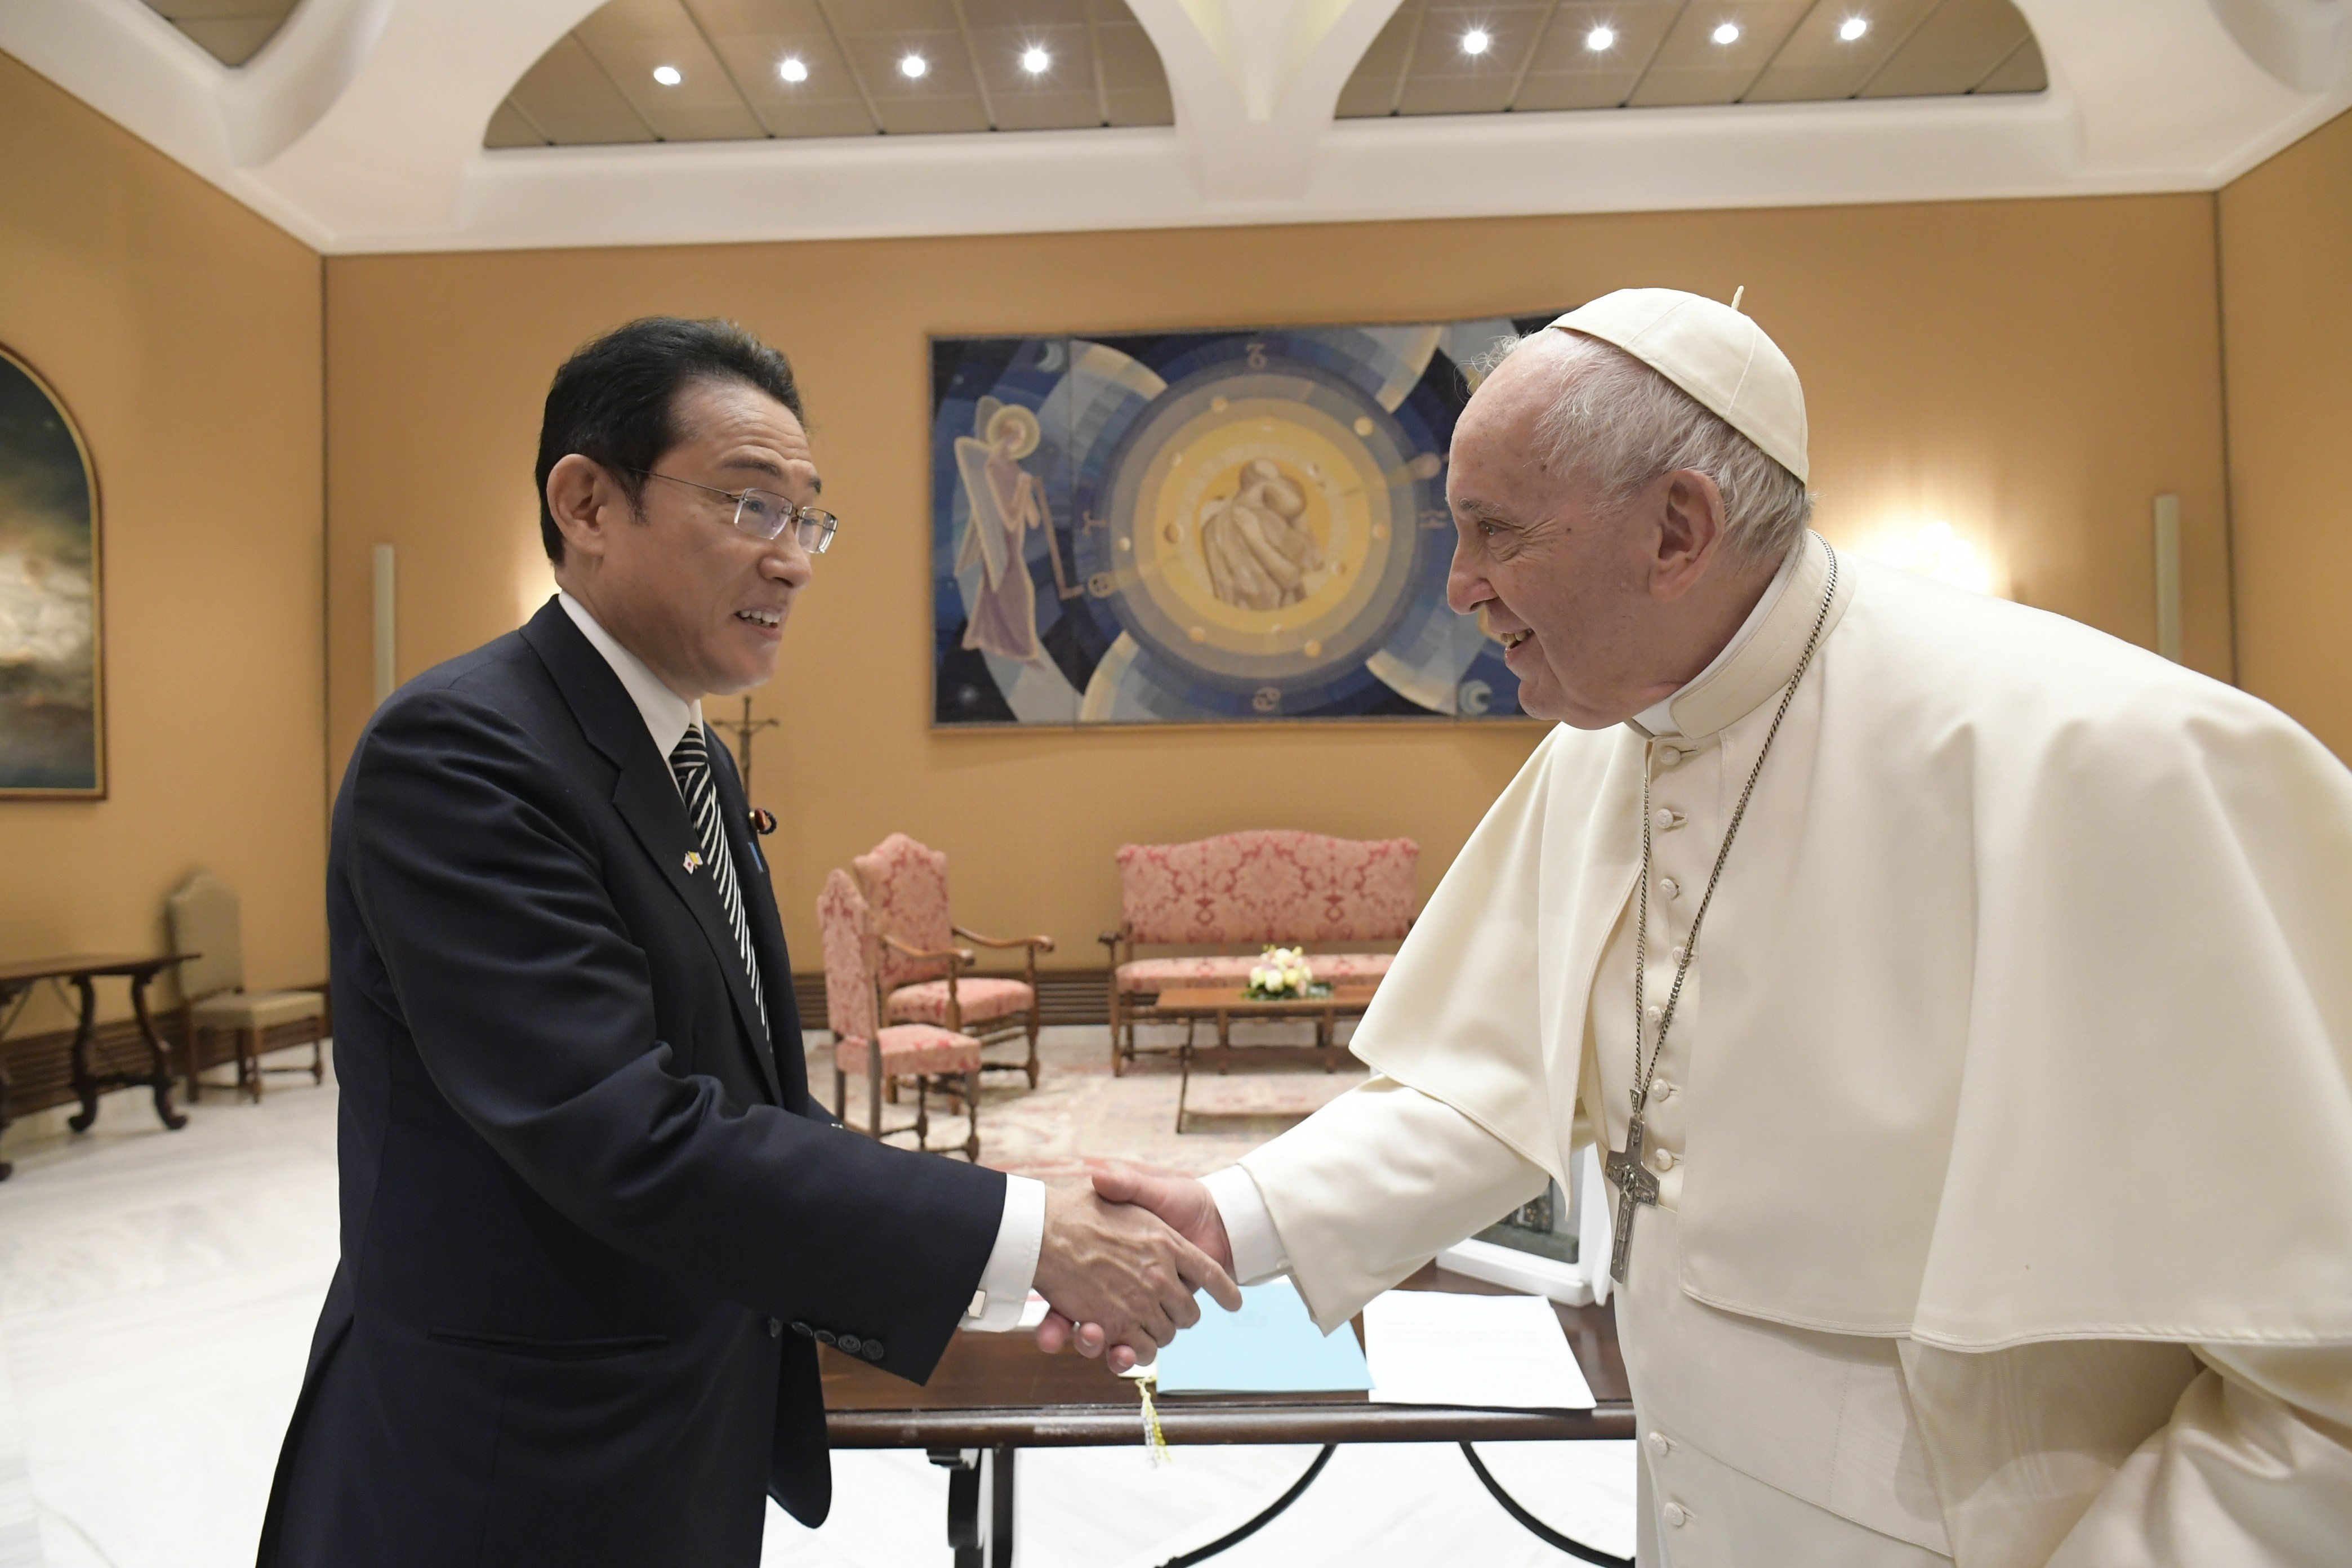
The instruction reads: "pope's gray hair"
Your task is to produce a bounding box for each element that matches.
[1474,331,1811,567]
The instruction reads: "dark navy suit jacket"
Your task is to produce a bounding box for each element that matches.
[260,599,1002,1567]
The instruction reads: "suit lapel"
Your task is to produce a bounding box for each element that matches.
[519,602,781,1103]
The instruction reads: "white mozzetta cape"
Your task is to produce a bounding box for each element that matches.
[1353,533,2352,1349]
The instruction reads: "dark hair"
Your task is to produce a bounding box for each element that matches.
[534,317,804,562]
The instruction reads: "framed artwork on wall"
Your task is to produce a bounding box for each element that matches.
[930,314,1557,728]
[0,345,105,798]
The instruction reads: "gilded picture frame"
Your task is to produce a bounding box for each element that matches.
[0,343,106,799]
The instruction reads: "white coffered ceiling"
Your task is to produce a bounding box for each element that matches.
[7,0,2348,253]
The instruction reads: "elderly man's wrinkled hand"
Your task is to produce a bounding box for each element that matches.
[1030,1182,1241,1371]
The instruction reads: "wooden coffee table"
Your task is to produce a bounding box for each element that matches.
[1152,985,1379,1133]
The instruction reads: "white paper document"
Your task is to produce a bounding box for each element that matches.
[1361,1290,1596,1410]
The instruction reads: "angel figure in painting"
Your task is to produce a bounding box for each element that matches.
[1200,458,1325,612]
[955,400,1077,665]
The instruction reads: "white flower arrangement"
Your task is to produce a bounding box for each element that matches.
[1244,945,1331,1000]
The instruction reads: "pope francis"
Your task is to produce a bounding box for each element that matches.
[1044,289,2352,1566]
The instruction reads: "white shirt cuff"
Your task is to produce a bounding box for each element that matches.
[961,1174,1046,1331]
[1203,1164,1290,1285]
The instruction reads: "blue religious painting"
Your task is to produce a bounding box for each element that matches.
[0,346,104,796]
[930,317,1556,727]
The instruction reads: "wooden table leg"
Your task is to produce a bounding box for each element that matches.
[988,1445,1015,1568]
[66,974,101,1133]
[130,969,188,1131]
[1175,1029,1193,1134]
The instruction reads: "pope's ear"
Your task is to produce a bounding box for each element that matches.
[546,453,616,563]
[1652,468,1729,598]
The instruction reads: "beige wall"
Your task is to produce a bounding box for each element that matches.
[2220,106,2352,760]
[326,193,2231,964]
[0,52,324,1029]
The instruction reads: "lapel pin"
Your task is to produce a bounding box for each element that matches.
[749,807,778,836]
[683,850,704,874]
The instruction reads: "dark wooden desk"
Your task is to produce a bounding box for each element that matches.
[821,1262,1631,1568]
[0,952,194,1177]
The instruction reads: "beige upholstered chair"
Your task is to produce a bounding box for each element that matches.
[166,871,326,1102]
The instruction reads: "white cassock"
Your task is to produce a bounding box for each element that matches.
[1202,530,2352,1566]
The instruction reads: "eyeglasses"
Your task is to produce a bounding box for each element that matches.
[626,468,838,555]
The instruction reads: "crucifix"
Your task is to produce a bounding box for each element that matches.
[718,695,781,799]
[1603,1098,1660,1284]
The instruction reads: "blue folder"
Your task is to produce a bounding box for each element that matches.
[1152,1278,1374,1394]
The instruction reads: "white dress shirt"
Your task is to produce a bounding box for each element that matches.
[556,594,1044,1331]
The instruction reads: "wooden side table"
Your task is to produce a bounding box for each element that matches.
[0,952,195,1178]
[1151,985,1380,1132]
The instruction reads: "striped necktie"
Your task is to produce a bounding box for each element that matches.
[669,725,768,1037]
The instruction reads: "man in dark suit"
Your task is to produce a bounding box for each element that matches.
[260,318,1234,1567]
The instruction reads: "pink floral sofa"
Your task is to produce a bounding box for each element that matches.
[1099,830,1419,1074]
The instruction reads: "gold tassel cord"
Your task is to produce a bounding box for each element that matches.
[1129,1366,1173,1467]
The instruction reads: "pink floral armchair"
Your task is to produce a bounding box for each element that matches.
[852,833,1054,1089]
[816,868,983,1160]
[1099,830,1418,1074]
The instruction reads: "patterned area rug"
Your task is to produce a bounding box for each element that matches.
[804,1024,1370,1182]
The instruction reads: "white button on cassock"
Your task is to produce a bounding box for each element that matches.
[1650,1147,1677,1173]
[1660,876,1682,901]
[1654,808,1684,831]
[1663,1502,1690,1528]
[1647,1430,1672,1457]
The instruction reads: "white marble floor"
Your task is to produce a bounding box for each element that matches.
[0,1047,1634,1568]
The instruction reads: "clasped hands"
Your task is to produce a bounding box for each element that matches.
[1031,1170,1238,1374]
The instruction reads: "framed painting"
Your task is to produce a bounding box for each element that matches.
[0,345,105,798]
[930,314,1558,728]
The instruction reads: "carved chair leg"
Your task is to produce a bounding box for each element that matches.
[311,1023,325,1085]
[243,1026,264,1103]
[833,1036,847,1122]
[915,1076,929,1147]
[182,1005,200,1103]
[964,1070,981,1162]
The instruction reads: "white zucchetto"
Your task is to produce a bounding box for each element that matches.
[1549,288,1810,483]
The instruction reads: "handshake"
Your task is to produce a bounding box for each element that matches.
[1030,1170,1240,1373]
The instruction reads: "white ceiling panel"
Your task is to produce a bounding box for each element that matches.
[1744,0,1943,103]
[1860,0,2034,97]
[577,0,769,141]
[1628,2,1815,108]
[139,0,299,66]
[507,34,661,145]
[483,0,1171,142]
[1511,2,1687,114]
[1972,33,2047,95]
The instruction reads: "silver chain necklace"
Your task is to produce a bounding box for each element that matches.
[1605,544,1839,1284]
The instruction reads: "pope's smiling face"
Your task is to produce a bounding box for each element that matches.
[1445,332,1750,729]
[549,377,818,701]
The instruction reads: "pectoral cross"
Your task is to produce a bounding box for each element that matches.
[1603,1106,1660,1284]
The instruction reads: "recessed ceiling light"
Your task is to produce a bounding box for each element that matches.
[778,56,808,83]
[1711,21,1741,44]
[899,52,929,79]
[1838,16,1869,41]
[1585,24,1616,51]
[1461,28,1491,56]
[1021,45,1051,74]
[651,64,683,87]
